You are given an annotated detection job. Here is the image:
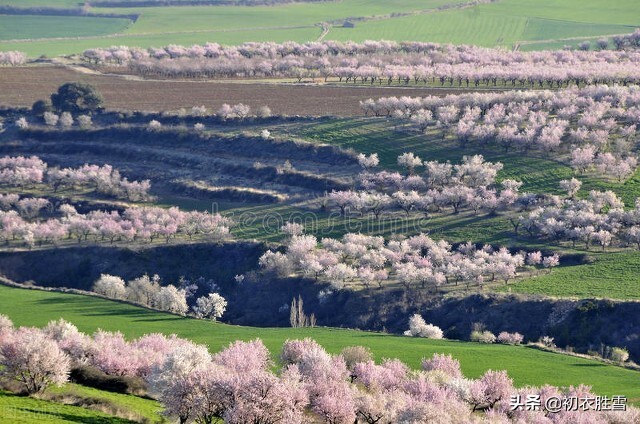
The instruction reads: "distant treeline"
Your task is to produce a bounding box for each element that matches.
[86,0,333,7]
[0,6,139,21]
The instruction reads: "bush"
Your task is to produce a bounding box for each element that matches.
[15,117,28,129]
[608,347,630,363]
[77,115,92,129]
[539,336,556,348]
[191,105,207,117]
[497,331,524,345]
[43,111,59,126]
[70,365,147,395]
[403,314,444,339]
[256,105,272,118]
[470,330,496,344]
[59,112,74,128]
[147,120,162,131]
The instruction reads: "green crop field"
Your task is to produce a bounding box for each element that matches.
[0,15,132,41]
[0,284,639,404]
[0,0,638,56]
[0,0,80,6]
[329,9,529,46]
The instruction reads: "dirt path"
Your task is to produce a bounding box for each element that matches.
[316,22,331,42]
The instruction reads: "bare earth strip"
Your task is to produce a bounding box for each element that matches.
[0,65,482,116]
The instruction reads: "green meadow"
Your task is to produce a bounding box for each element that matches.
[0,284,638,403]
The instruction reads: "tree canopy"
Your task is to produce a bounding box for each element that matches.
[51,82,103,113]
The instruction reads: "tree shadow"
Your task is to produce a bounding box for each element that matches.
[570,363,607,367]
[19,408,135,424]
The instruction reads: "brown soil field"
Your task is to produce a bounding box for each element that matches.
[0,65,484,116]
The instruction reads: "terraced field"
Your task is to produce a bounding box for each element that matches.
[0,112,638,300]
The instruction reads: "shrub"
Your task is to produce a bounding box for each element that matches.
[608,347,630,363]
[77,114,92,129]
[497,332,524,345]
[70,365,147,395]
[403,314,444,339]
[191,105,207,117]
[43,111,59,126]
[147,120,162,131]
[256,105,272,118]
[539,336,556,348]
[15,117,29,129]
[470,330,496,344]
[59,112,74,128]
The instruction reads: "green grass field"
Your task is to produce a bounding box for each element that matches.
[0,391,139,424]
[45,384,163,423]
[0,0,638,56]
[0,284,638,403]
[501,251,640,300]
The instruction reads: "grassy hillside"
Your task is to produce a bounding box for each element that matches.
[499,251,640,300]
[0,0,637,56]
[0,391,140,424]
[0,382,164,422]
[0,284,638,403]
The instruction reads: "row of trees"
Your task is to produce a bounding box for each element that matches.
[518,186,640,250]
[361,86,640,179]
[0,194,52,218]
[260,226,559,291]
[145,103,271,125]
[82,40,640,86]
[405,314,527,347]
[93,273,227,319]
[611,29,640,51]
[1,317,636,423]
[0,155,152,202]
[0,204,232,247]
[328,154,527,218]
[42,111,93,129]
